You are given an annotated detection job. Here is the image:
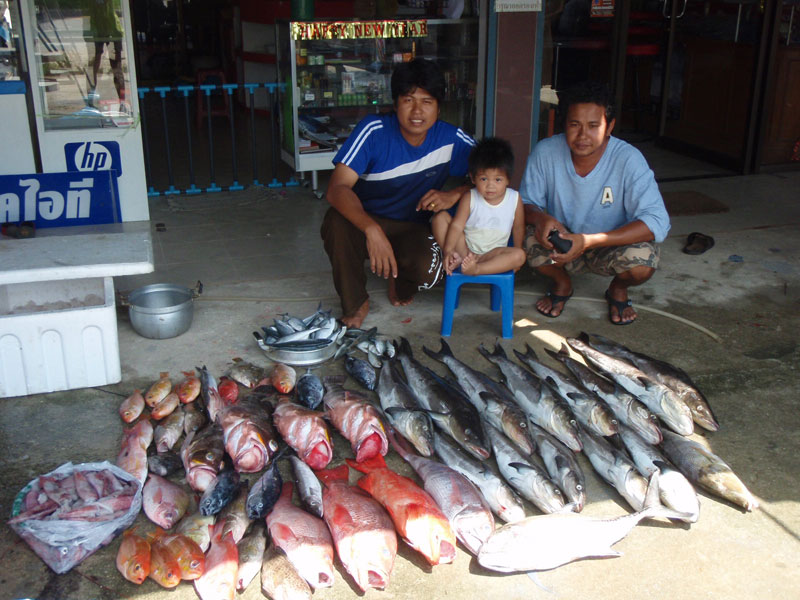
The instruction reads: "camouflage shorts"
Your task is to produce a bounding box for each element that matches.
[524,226,660,276]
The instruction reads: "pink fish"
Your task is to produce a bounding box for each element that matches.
[322,377,388,463]
[348,455,457,566]
[143,473,191,529]
[272,398,333,470]
[145,372,172,408]
[194,522,239,600]
[151,391,180,420]
[119,389,145,423]
[181,424,225,492]
[218,399,279,473]
[266,482,335,589]
[116,419,154,484]
[315,464,396,592]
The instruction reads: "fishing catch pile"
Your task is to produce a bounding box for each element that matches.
[7,305,759,596]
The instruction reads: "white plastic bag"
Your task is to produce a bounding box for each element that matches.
[8,461,142,574]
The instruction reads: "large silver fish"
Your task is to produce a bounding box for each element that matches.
[433,431,526,523]
[578,426,650,512]
[660,430,758,511]
[547,344,663,445]
[527,422,586,512]
[514,344,618,437]
[567,335,694,436]
[376,358,434,457]
[484,421,566,514]
[477,472,691,572]
[478,342,582,452]
[388,426,495,556]
[617,424,699,521]
[396,338,489,460]
[582,333,719,431]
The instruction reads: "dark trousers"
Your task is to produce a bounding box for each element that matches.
[320,208,444,317]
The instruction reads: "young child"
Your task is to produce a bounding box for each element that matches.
[432,137,526,276]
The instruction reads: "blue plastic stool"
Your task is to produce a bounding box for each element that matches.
[441,268,515,339]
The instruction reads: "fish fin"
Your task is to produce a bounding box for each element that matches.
[554,454,571,472]
[159,371,170,379]
[524,343,538,361]
[331,505,355,528]
[322,375,346,391]
[398,336,414,357]
[526,571,557,594]
[508,461,535,473]
[639,471,693,521]
[652,460,671,473]
[347,454,387,474]
[272,522,299,544]
[314,464,350,487]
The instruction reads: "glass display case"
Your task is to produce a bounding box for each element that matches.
[276,18,485,194]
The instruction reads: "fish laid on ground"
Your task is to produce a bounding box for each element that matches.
[548,344,663,445]
[478,342,582,452]
[145,372,172,407]
[218,482,252,544]
[433,431,526,523]
[477,472,691,572]
[315,464,397,592]
[197,365,227,423]
[177,371,202,404]
[578,426,649,512]
[246,455,283,519]
[424,339,533,454]
[348,454,457,566]
[151,391,180,420]
[272,362,297,394]
[116,419,154,484]
[345,354,377,390]
[218,398,279,473]
[273,397,332,469]
[181,423,225,492]
[175,511,216,552]
[227,359,268,389]
[388,426,494,556]
[200,460,241,516]
[289,454,324,518]
[484,421,566,514]
[183,399,208,436]
[296,369,324,409]
[527,422,586,512]
[266,482,335,589]
[148,537,182,588]
[154,407,184,453]
[567,335,694,436]
[396,338,489,460]
[376,358,434,457]
[582,332,720,431]
[194,522,239,600]
[143,473,191,529]
[237,522,266,592]
[116,529,151,585]
[616,424,699,521]
[322,376,388,463]
[119,389,145,423]
[152,529,206,580]
[515,344,618,437]
[148,450,183,477]
[261,540,312,600]
[660,429,758,511]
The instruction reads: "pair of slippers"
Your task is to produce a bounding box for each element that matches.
[536,289,635,325]
[1,222,35,239]
[683,232,714,255]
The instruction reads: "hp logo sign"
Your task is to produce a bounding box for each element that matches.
[64,141,122,175]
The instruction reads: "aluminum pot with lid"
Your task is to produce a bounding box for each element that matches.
[121,281,202,339]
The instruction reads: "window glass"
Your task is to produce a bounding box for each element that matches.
[33,0,133,129]
[0,0,23,80]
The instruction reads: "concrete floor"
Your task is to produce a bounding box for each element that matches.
[1,163,799,600]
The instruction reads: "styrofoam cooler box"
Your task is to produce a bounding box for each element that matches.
[0,277,121,398]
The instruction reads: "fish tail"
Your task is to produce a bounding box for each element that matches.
[476,343,494,362]
[422,338,453,363]
[493,340,508,358]
[398,336,414,357]
[314,463,350,487]
[639,471,693,522]
[386,423,414,460]
[346,454,387,474]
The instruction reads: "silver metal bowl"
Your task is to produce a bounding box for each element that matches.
[255,337,338,366]
[125,282,201,339]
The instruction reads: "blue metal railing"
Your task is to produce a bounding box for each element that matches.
[137,82,287,196]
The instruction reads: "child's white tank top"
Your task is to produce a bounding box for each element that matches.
[464,187,519,255]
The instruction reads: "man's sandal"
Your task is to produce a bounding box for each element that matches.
[605,290,635,326]
[536,291,573,318]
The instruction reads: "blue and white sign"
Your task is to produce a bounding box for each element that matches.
[64,141,123,176]
[0,171,120,228]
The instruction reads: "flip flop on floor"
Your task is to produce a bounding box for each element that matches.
[537,290,573,318]
[605,290,635,326]
[683,232,714,255]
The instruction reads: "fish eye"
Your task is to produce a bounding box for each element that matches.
[519,421,527,428]
[190,559,201,569]
[205,452,215,461]
[576,484,583,491]
[464,428,472,435]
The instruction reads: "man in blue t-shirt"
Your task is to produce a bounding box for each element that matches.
[321,59,475,327]
[520,81,670,325]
